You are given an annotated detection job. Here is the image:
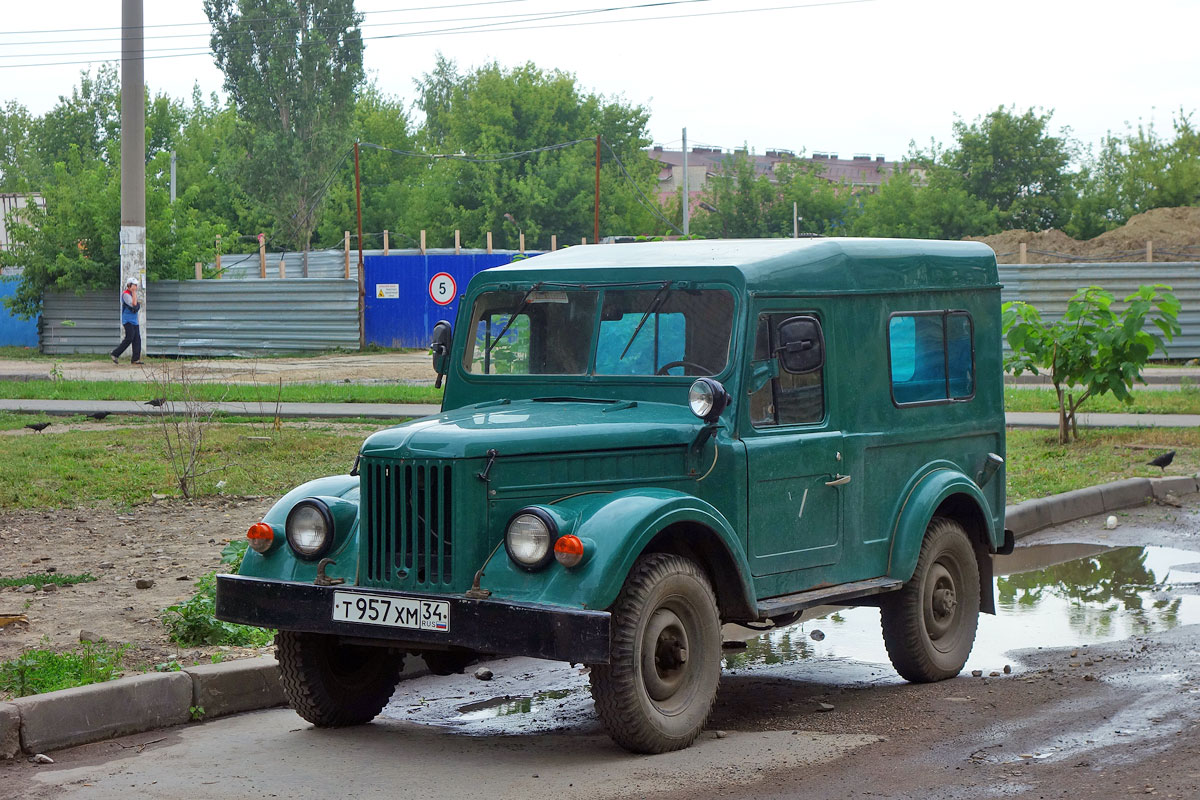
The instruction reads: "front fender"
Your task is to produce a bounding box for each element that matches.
[478,488,755,616]
[238,474,361,584]
[887,466,995,583]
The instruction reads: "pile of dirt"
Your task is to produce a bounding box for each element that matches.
[969,206,1200,263]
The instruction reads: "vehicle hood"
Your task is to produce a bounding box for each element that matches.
[359,399,704,460]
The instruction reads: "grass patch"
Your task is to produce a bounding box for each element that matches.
[1004,386,1200,415]
[0,378,442,405]
[0,572,97,589]
[0,640,130,698]
[1005,427,1200,503]
[0,421,371,508]
[162,541,273,648]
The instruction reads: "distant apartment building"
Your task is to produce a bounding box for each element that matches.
[648,147,899,204]
[0,193,44,275]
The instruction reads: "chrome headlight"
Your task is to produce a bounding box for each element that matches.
[505,508,557,570]
[286,499,334,560]
[688,377,730,423]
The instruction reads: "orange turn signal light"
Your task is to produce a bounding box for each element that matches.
[554,535,586,568]
[246,522,274,553]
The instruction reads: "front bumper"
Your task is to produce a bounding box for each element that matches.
[215,574,611,664]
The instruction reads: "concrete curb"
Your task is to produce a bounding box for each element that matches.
[4,475,1197,758]
[1005,475,1199,539]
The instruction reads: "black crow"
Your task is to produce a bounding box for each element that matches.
[24,422,50,433]
[1148,450,1175,473]
[144,398,167,407]
[88,411,111,421]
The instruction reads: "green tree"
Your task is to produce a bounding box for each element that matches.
[691,150,777,238]
[204,0,365,269]
[0,100,40,191]
[850,168,997,239]
[406,57,662,249]
[1001,285,1181,443]
[33,65,121,169]
[942,106,1076,231]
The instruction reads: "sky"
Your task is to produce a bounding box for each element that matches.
[1,0,1197,161]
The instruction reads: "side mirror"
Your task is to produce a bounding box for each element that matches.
[775,315,824,374]
[430,320,453,389]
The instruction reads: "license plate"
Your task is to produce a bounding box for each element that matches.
[331,591,450,632]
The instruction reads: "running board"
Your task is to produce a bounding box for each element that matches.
[756,577,904,619]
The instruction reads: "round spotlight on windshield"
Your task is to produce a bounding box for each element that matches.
[688,378,730,423]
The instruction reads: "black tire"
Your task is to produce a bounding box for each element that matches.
[275,631,404,727]
[880,517,980,683]
[589,553,721,754]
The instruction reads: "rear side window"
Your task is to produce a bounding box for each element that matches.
[888,311,974,405]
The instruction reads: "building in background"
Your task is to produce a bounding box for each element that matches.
[0,193,44,276]
[648,147,899,205]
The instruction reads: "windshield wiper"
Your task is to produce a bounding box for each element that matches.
[619,281,673,361]
[485,282,542,361]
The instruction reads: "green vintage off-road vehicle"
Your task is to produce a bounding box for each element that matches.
[216,238,1010,753]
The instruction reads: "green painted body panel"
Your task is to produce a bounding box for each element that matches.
[240,238,1005,630]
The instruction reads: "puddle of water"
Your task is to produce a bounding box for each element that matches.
[456,688,576,721]
[726,545,1200,675]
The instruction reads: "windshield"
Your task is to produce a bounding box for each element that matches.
[462,285,735,377]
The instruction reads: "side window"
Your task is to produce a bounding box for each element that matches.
[888,311,974,405]
[749,313,825,427]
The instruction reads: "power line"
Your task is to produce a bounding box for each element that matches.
[0,0,877,69]
[602,138,685,235]
[360,139,595,163]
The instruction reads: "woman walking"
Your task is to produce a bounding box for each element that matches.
[110,279,142,365]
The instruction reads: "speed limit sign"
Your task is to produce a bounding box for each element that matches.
[429,272,456,305]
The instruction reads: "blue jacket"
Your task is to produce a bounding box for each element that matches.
[120,289,140,325]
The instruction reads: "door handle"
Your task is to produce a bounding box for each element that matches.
[825,474,851,486]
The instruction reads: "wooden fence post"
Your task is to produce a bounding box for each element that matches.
[420,230,426,255]
[519,232,525,254]
[551,234,557,252]
[278,255,286,279]
[454,229,461,255]
[258,234,266,278]
[194,261,202,280]
[1018,242,1027,264]
[582,237,587,246]
[383,230,389,256]
[344,231,351,279]
[215,234,222,277]
[1147,239,1154,263]
[486,231,493,254]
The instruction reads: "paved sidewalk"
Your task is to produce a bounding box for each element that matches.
[0,398,442,420]
[5,398,1200,428]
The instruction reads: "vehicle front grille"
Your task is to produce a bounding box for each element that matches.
[363,459,454,588]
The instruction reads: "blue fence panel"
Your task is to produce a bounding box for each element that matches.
[364,252,536,348]
[0,278,38,348]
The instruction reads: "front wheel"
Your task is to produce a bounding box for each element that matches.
[275,631,404,726]
[589,553,721,754]
[880,517,980,682]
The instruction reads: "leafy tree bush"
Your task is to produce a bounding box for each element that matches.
[1002,285,1181,443]
[161,540,272,647]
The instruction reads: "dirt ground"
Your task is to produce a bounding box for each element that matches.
[0,497,275,688]
[0,351,436,385]
[968,206,1200,263]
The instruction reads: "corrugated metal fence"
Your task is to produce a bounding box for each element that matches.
[997,262,1200,357]
[35,259,1200,358]
[42,280,358,356]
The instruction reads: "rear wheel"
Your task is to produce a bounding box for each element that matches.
[275,631,404,726]
[880,517,979,682]
[589,553,721,754]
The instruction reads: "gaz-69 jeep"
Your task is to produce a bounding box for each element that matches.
[216,238,1010,753]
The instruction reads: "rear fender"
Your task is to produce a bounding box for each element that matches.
[887,466,999,612]
[477,488,756,617]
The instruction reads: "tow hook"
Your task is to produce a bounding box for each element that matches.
[314,558,345,587]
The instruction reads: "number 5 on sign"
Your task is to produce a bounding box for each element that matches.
[429,272,456,306]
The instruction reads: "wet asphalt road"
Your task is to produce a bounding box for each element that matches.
[5,499,1200,800]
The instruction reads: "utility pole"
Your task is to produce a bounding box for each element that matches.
[594,135,601,244]
[120,0,146,355]
[169,151,176,205]
[681,127,689,236]
[354,141,365,349]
